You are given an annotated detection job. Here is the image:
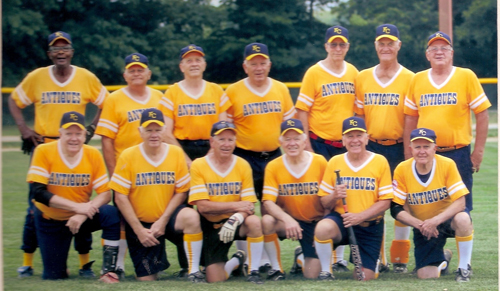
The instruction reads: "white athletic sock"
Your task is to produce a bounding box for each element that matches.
[224,257,240,278]
[263,234,282,271]
[184,232,203,274]
[394,225,411,240]
[247,236,264,272]
[260,248,271,266]
[236,240,248,265]
[456,233,473,270]
[116,233,127,271]
[297,253,304,268]
[333,245,345,263]
[315,237,333,273]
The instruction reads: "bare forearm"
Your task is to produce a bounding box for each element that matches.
[320,195,338,211]
[263,200,294,223]
[432,197,465,225]
[474,110,489,153]
[101,136,116,175]
[358,200,391,221]
[48,195,83,212]
[90,108,102,126]
[8,96,29,132]
[395,210,423,229]
[197,200,249,216]
[90,191,112,208]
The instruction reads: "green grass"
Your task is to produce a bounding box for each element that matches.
[3,143,498,290]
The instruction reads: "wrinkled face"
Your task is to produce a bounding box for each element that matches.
[243,56,271,83]
[280,130,306,157]
[375,38,401,62]
[59,125,85,153]
[325,38,349,62]
[180,52,206,78]
[210,130,236,158]
[139,123,164,148]
[426,39,454,68]
[410,139,436,166]
[342,130,368,154]
[123,65,151,86]
[47,39,74,67]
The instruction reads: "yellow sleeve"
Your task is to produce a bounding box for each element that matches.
[91,147,110,194]
[392,164,407,206]
[109,152,132,195]
[295,68,316,112]
[318,160,335,197]
[88,73,108,108]
[403,75,419,116]
[262,161,279,202]
[354,74,365,115]
[240,159,257,202]
[466,69,491,114]
[11,70,38,109]
[378,156,394,200]
[158,89,175,119]
[174,146,191,194]
[281,83,297,120]
[26,145,50,184]
[95,96,118,139]
[188,160,210,204]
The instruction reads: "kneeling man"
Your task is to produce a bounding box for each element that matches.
[189,121,264,284]
[29,111,120,282]
[111,108,204,282]
[391,128,473,282]
[314,117,393,281]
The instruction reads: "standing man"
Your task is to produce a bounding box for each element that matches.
[354,24,415,273]
[9,31,108,277]
[314,117,393,281]
[296,25,359,272]
[404,31,491,214]
[159,44,229,168]
[28,111,120,283]
[261,119,327,280]
[111,108,205,282]
[222,42,296,270]
[189,121,265,284]
[391,128,473,282]
[96,53,163,276]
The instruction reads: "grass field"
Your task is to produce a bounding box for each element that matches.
[2,143,498,290]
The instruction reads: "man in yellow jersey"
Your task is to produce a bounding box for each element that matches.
[354,24,415,273]
[189,121,265,284]
[261,119,327,280]
[111,108,205,282]
[391,128,472,282]
[222,42,296,271]
[314,117,393,281]
[404,31,491,215]
[159,45,228,168]
[28,111,120,283]
[95,53,164,278]
[296,25,359,272]
[9,31,109,278]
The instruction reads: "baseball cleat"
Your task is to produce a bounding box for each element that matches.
[378,262,391,273]
[290,246,303,275]
[318,271,336,281]
[187,271,206,283]
[17,266,34,278]
[259,263,272,274]
[393,263,408,273]
[247,270,264,284]
[332,260,349,272]
[266,269,286,281]
[231,250,247,277]
[79,260,96,278]
[455,267,470,282]
[441,249,453,275]
[173,268,189,278]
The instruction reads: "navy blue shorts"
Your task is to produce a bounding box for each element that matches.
[367,141,404,175]
[413,210,471,270]
[233,147,281,199]
[310,137,346,161]
[177,139,210,161]
[199,215,246,266]
[297,220,319,259]
[125,204,186,277]
[437,145,473,211]
[324,211,383,272]
[34,205,120,280]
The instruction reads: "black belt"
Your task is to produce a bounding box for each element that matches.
[437,145,466,152]
[177,139,210,147]
[358,217,383,227]
[309,132,343,148]
[235,147,280,160]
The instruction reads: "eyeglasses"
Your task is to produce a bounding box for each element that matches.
[427,46,453,53]
[328,43,349,48]
[49,46,73,53]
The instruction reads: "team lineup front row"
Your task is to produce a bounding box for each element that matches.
[10,23,488,284]
[27,110,473,284]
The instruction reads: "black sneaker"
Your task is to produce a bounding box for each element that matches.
[247,270,264,284]
[455,268,470,282]
[290,246,303,275]
[267,269,286,281]
[441,249,453,275]
[114,267,125,280]
[332,260,349,272]
[259,263,272,274]
[79,261,96,278]
[173,268,189,278]
[378,262,391,273]
[187,271,206,283]
[393,263,408,273]
[318,271,335,281]
[17,266,34,278]
[230,250,247,277]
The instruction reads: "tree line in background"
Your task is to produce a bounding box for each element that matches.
[3,0,497,87]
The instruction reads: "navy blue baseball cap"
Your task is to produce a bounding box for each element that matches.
[410,128,436,143]
[125,53,148,69]
[376,24,399,41]
[325,26,349,43]
[140,108,164,127]
[180,44,205,60]
[60,111,85,130]
[281,119,304,135]
[48,31,72,46]
[427,31,452,46]
[244,43,269,60]
[342,117,366,134]
[211,121,237,136]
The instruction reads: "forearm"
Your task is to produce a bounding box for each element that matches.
[114,192,144,233]
[48,195,84,212]
[395,210,423,229]
[358,200,391,221]
[320,195,338,211]
[90,191,112,208]
[196,200,248,216]
[263,200,294,223]
[218,111,227,121]
[473,110,489,153]
[8,96,29,132]
[157,192,187,224]
[90,108,102,126]
[431,197,465,225]
[101,136,117,174]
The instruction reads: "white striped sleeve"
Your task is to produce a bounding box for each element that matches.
[189,184,207,196]
[111,174,131,189]
[262,186,278,197]
[93,86,107,107]
[176,173,190,188]
[97,119,119,133]
[159,97,174,111]
[394,188,407,201]
[320,181,334,195]
[220,93,229,107]
[15,85,32,106]
[378,185,393,196]
[283,107,296,120]
[469,93,488,110]
[355,99,364,109]
[448,181,467,196]
[241,187,256,198]
[404,97,417,110]
[28,166,50,178]
[93,174,109,190]
[297,93,314,108]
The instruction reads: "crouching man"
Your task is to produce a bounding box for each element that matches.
[391,128,473,282]
[29,111,120,282]
[189,121,265,284]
